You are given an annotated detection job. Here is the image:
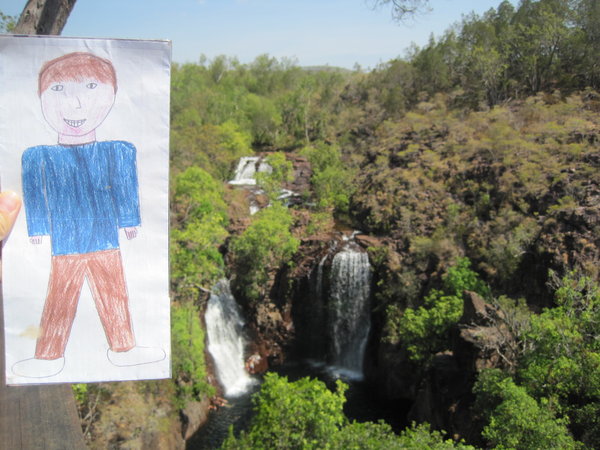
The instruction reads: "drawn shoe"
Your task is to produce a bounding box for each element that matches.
[12,357,65,378]
[107,346,166,367]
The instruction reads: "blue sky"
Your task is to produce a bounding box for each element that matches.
[4,0,516,69]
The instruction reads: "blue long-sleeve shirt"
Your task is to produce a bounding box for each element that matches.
[22,141,141,256]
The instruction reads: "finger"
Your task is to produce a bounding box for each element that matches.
[0,191,22,241]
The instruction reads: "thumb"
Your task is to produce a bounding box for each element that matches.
[0,191,22,241]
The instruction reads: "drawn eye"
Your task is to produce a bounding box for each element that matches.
[50,84,63,92]
[86,82,98,89]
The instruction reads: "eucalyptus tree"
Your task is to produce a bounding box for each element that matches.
[13,0,76,35]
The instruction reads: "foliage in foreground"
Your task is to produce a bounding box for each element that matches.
[171,302,215,407]
[474,369,579,449]
[465,271,600,449]
[221,373,473,449]
[517,272,600,448]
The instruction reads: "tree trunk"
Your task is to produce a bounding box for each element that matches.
[13,0,77,35]
[1,2,85,448]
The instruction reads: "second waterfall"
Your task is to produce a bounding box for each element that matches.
[328,247,372,378]
[295,239,372,380]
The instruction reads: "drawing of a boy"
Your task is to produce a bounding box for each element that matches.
[13,52,164,378]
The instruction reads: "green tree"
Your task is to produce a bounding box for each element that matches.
[508,0,570,94]
[170,167,229,301]
[388,258,489,362]
[336,421,475,449]
[572,0,600,88]
[301,142,355,213]
[214,121,253,179]
[255,152,294,202]
[443,257,490,298]
[474,369,578,449]
[0,11,16,32]
[222,373,347,449]
[409,35,453,96]
[244,93,283,147]
[222,374,474,450]
[171,302,215,407]
[230,203,299,301]
[517,272,600,447]
[458,13,509,106]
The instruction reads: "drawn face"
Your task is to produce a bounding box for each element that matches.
[40,79,115,144]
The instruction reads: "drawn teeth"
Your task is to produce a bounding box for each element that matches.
[64,119,86,128]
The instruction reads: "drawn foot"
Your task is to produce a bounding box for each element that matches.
[107,346,166,367]
[12,357,65,378]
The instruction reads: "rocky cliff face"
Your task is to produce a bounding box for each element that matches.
[222,110,600,441]
[82,381,185,449]
[225,152,313,370]
[364,287,521,444]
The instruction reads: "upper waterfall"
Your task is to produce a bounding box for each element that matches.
[229,156,272,186]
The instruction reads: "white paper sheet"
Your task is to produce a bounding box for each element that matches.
[0,35,171,384]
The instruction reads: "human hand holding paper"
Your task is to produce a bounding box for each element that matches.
[0,191,22,241]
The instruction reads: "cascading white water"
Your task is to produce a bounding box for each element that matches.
[229,156,271,185]
[316,253,328,303]
[328,246,371,379]
[205,279,255,397]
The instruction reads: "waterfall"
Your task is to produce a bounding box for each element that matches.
[315,254,328,304]
[229,156,271,186]
[328,246,371,379]
[205,279,255,397]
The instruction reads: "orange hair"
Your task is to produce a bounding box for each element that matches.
[38,52,117,96]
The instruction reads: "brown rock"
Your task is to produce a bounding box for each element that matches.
[460,290,491,325]
[355,234,383,249]
[181,396,211,440]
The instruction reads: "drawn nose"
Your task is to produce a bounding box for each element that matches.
[74,95,82,109]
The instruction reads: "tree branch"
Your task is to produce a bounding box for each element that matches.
[369,0,431,22]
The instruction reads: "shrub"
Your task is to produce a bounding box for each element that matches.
[391,289,463,362]
[388,257,489,362]
[474,369,579,449]
[222,374,474,450]
[300,142,355,213]
[221,373,347,449]
[517,272,600,447]
[231,203,299,301]
[171,302,215,408]
[255,152,294,202]
[170,167,229,301]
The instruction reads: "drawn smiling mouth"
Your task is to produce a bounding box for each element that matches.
[64,118,86,128]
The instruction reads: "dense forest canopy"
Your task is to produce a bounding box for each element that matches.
[167,1,600,448]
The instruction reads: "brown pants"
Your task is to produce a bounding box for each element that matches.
[35,249,136,360]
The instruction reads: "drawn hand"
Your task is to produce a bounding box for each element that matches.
[0,191,21,241]
[124,227,138,240]
[30,236,43,245]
